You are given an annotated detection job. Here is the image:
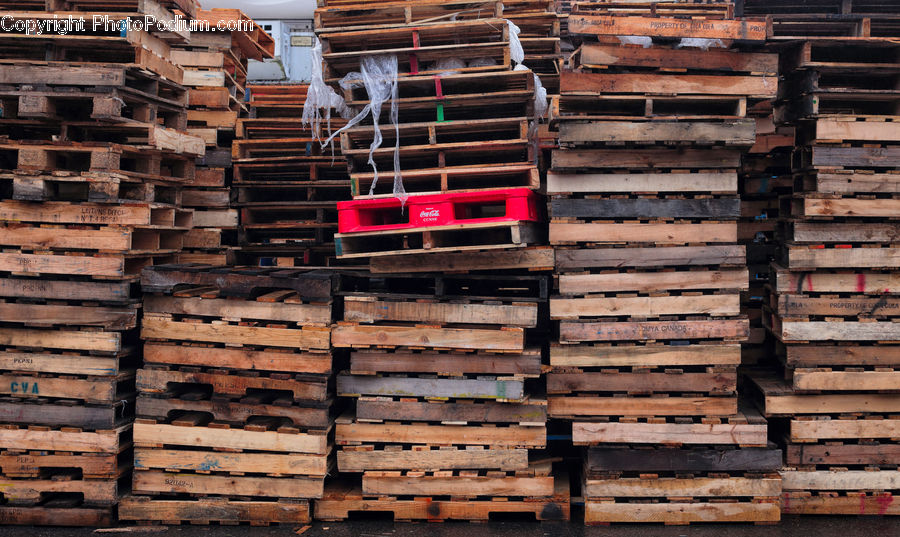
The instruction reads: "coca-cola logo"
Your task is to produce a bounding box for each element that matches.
[419,209,440,219]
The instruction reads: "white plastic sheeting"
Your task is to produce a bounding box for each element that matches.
[301,18,552,204]
[677,38,726,50]
[616,35,653,48]
[301,39,350,151]
[328,55,406,203]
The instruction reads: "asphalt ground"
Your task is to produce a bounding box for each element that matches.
[1,515,899,537]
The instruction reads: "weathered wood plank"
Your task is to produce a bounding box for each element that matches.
[547,371,735,394]
[144,295,332,325]
[787,444,900,466]
[342,297,537,328]
[0,253,126,278]
[559,269,748,295]
[550,344,742,368]
[789,222,900,243]
[137,369,328,401]
[0,302,136,330]
[552,148,743,170]
[808,146,900,168]
[781,470,900,491]
[369,247,555,274]
[136,395,331,429]
[336,422,545,448]
[551,198,741,219]
[783,345,900,367]
[551,295,741,319]
[556,245,746,270]
[776,320,900,342]
[561,71,775,96]
[550,222,738,244]
[361,474,553,497]
[134,448,328,476]
[580,44,777,73]
[355,398,547,424]
[560,318,749,342]
[337,448,529,472]
[141,317,331,351]
[337,374,525,401]
[549,396,737,417]
[784,247,900,270]
[781,494,900,516]
[133,470,323,499]
[0,327,122,353]
[0,426,128,453]
[350,350,541,376]
[144,343,331,374]
[119,496,310,524]
[568,14,769,41]
[790,418,900,441]
[586,447,782,473]
[134,423,328,454]
[559,120,757,144]
[584,501,780,525]
[775,294,900,317]
[772,266,900,294]
[332,324,524,351]
[547,172,737,193]
[0,277,131,302]
[584,476,781,498]
[573,421,768,446]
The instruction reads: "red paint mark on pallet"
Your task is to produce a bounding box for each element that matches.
[857,273,867,293]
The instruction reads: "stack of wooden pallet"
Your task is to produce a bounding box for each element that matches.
[0,0,203,526]
[549,2,783,525]
[739,116,795,367]
[173,10,276,265]
[316,0,552,268]
[505,0,563,94]
[233,84,352,267]
[740,0,900,39]
[118,264,338,525]
[316,272,569,522]
[749,35,900,517]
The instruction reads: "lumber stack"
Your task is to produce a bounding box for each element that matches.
[316,0,552,268]
[316,272,569,522]
[0,0,203,526]
[118,264,339,525]
[749,34,900,516]
[550,2,783,525]
[173,10,276,265]
[233,84,352,267]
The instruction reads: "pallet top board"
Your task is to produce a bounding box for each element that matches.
[578,43,777,74]
[568,14,770,41]
[574,1,735,19]
[140,264,341,299]
[196,9,275,60]
[319,18,507,53]
[315,0,504,31]
[560,70,778,98]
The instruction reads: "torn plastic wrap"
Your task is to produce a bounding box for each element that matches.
[507,20,549,161]
[617,35,653,48]
[323,54,407,205]
[301,38,351,153]
[677,38,726,50]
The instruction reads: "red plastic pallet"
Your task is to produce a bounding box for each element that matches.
[337,188,542,234]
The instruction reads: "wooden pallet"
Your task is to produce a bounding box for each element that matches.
[133,469,324,499]
[119,495,310,525]
[584,498,780,525]
[559,317,750,343]
[750,373,900,416]
[137,366,329,402]
[586,446,783,474]
[0,474,125,506]
[573,409,769,446]
[338,373,527,402]
[789,415,900,443]
[0,504,114,526]
[141,315,331,351]
[354,396,547,425]
[349,349,543,377]
[781,491,900,516]
[140,263,340,299]
[360,467,554,497]
[336,414,545,448]
[314,474,570,522]
[338,445,530,472]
